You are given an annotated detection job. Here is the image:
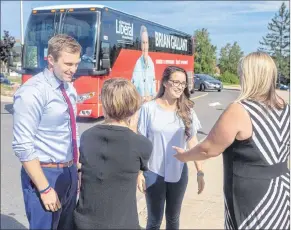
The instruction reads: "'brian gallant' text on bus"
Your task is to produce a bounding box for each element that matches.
[155,32,188,52]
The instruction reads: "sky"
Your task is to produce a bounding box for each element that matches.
[1,1,289,57]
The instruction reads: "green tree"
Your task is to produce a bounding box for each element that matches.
[228,42,244,74]
[193,28,216,74]
[0,30,16,73]
[219,42,244,75]
[259,2,290,79]
[218,43,231,74]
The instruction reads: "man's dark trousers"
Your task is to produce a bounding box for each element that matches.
[21,164,78,229]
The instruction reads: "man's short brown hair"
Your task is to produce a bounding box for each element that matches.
[48,34,82,61]
[101,78,141,121]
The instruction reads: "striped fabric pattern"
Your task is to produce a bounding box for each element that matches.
[225,100,290,230]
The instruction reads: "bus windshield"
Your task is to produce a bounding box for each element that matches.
[23,10,99,71]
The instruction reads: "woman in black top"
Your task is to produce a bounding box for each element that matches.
[74,78,153,229]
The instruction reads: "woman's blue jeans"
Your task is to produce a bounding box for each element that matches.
[144,164,188,229]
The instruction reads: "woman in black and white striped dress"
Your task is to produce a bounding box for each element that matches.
[173,51,290,229]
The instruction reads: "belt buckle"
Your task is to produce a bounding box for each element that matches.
[65,160,73,168]
[60,162,67,168]
[55,160,73,168]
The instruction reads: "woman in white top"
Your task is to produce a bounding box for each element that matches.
[137,66,205,229]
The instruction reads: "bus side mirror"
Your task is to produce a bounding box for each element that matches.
[101,53,110,70]
[101,42,110,70]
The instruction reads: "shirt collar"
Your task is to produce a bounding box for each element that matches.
[141,55,149,69]
[43,68,67,90]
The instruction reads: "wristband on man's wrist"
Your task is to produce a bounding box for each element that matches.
[42,187,52,194]
[39,184,51,194]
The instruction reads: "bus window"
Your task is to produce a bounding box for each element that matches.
[23,11,99,71]
[24,46,38,68]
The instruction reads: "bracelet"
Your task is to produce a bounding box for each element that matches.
[42,187,52,194]
[197,171,204,177]
[39,184,51,194]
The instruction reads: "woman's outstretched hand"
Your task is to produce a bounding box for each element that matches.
[172,146,189,162]
[173,146,205,194]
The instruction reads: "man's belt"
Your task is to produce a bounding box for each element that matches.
[40,160,74,168]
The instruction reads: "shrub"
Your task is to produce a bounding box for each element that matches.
[220,71,240,84]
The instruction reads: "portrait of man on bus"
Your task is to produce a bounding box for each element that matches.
[131,25,156,102]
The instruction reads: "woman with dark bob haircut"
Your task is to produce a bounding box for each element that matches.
[74,78,153,229]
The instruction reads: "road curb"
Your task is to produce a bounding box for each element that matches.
[223,86,241,91]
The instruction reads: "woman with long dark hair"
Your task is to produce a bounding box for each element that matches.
[137,66,205,229]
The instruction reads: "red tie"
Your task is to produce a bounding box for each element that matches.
[60,83,78,164]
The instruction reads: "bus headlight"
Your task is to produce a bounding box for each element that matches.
[77,92,95,103]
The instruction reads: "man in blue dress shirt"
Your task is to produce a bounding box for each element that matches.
[132,25,156,102]
[12,34,82,229]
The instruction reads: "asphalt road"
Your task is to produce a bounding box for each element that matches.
[0,89,239,229]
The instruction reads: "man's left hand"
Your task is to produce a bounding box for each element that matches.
[77,170,81,194]
[77,162,82,194]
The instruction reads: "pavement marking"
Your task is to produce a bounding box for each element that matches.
[191,93,208,100]
[209,102,221,107]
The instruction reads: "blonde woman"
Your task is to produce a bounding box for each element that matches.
[174,52,290,229]
[74,78,153,229]
[137,66,205,229]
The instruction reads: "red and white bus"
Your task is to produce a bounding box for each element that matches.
[21,4,195,118]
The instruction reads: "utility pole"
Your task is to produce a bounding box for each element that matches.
[20,0,24,45]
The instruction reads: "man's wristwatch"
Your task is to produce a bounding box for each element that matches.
[197,171,204,177]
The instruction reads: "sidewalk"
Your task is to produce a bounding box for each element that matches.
[137,156,224,229]
[0,95,13,103]
[223,85,290,103]
[276,89,290,103]
[223,85,241,90]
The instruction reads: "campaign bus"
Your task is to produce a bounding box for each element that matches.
[20,4,195,118]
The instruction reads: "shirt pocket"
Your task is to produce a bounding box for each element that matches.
[41,100,70,129]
